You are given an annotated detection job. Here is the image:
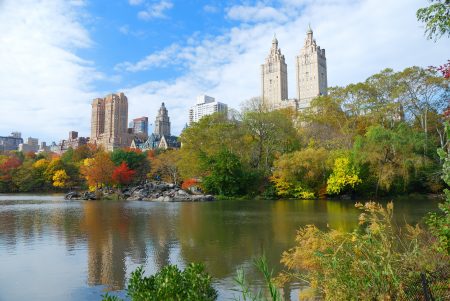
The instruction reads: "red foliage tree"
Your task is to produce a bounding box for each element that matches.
[112,162,136,186]
[0,156,22,181]
[181,178,198,190]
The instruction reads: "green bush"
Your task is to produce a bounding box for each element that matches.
[102,263,217,301]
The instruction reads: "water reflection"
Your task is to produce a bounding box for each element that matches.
[0,196,439,301]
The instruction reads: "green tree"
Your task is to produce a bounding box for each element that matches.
[427,121,450,254]
[354,124,424,195]
[241,97,300,174]
[201,148,256,196]
[417,0,450,40]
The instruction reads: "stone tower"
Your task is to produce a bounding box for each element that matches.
[90,92,129,151]
[154,102,171,137]
[261,35,288,108]
[296,26,327,109]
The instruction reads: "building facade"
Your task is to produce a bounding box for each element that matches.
[189,95,228,125]
[296,26,328,109]
[91,93,130,151]
[261,36,288,108]
[132,117,149,137]
[0,132,23,151]
[18,137,39,153]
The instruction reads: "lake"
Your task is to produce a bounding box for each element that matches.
[0,194,440,301]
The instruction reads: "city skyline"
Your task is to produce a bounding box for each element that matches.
[1,0,449,142]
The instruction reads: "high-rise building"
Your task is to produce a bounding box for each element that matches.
[132,117,149,136]
[261,35,288,108]
[189,95,228,125]
[18,137,39,153]
[154,103,171,137]
[91,92,130,151]
[296,26,328,109]
[0,132,23,151]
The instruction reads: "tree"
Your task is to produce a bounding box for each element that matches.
[201,148,256,196]
[417,0,450,40]
[354,124,424,195]
[242,97,300,174]
[112,162,136,187]
[80,152,115,189]
[52,169,70,188]
[271,147,330,198]
[0,155,22,192]
[111,148,150,182]
[396,66,449,156]
[326,157,361,195]
[150,149,183,185]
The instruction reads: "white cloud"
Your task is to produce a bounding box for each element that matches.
[138,0,174,20]
[0,0,100,142]
[121,0,449,136]
[226,3,287,23]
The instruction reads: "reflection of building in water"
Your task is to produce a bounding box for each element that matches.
[83,202,129,290]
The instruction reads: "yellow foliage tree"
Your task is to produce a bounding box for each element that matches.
[52,169,70,188]
[326,157,361,195]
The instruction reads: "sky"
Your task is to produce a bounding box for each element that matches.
[0,0,448,143]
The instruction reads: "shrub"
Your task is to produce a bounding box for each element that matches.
[102,263,217,301]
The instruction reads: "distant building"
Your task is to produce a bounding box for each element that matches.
[130,103,180,151]
[91,92,131,151]
[132,117,149,136]
[50,131,89,154]
[296,25,328,109]
[189,95,228,125]
[19,137,39,153]
[0,132,23,151]
[261,35,288,108]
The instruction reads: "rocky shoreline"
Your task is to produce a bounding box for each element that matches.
[65,181,214,202]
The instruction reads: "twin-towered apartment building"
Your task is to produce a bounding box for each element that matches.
[261,26,328,110]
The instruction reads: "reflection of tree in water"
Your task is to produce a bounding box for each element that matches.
[145,205,178,271]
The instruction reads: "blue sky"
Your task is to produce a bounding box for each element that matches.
[0,0,449,143]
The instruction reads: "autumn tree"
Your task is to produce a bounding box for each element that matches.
[326,157,361,195]
[111,148,150,182]
[80,151,115,189]
[112,162,136,187]
[150,149,183,185]
[271,147,330,198]
[52,169,70,189]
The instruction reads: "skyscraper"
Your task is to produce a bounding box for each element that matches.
[154,102,171,137]
[261,35,288,108]
[296,26,328,109]
[188,95,228,125]
[91,92,130,151]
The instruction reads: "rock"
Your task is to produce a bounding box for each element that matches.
[69,181,215,202]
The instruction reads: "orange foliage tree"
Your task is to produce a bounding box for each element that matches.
[80,152,115,189]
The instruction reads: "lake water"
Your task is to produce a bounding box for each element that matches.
[0,194,440,301]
